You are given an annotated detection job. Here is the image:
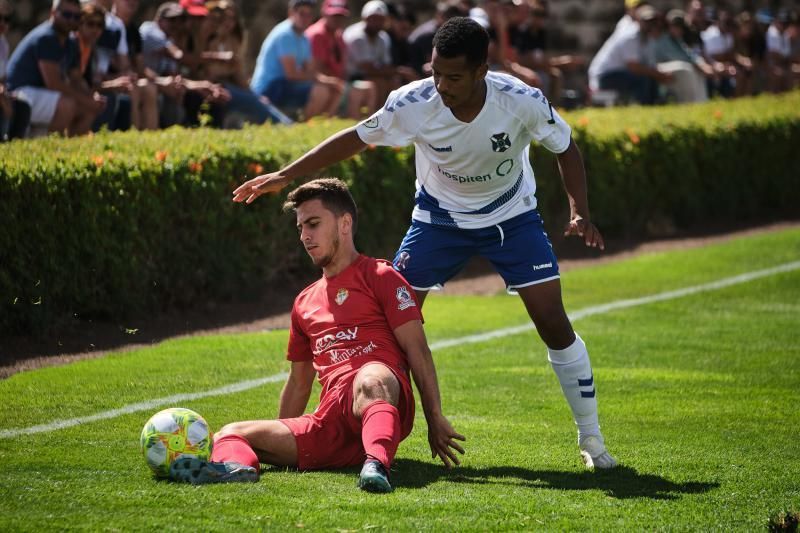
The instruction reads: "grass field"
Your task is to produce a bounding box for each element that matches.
[1,228,798,531]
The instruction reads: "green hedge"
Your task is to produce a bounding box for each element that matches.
[1,92,798,337]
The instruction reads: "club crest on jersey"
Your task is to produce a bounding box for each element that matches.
[491,132,512,152]
[396,286,416,311]
[362,115,379,129]
[335,288,349,305]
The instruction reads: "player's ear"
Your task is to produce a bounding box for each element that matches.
[476,62,489,80]
[339,212,353,236]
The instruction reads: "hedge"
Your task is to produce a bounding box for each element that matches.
[1,91,798,337]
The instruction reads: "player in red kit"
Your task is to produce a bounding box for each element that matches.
[170,178,464,492]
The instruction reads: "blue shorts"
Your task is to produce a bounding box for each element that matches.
[392,210,560,292]
[263,79,312,109]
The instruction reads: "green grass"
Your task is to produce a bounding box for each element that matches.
[1,228,798,531]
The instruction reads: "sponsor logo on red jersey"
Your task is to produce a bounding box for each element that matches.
[314,327,358,353]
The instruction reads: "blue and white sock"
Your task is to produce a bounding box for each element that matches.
[548,333,601,441]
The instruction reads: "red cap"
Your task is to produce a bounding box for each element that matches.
[322,0,349,16]
[179,0,208,16]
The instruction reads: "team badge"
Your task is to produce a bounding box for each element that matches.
[363,115,379,129]
[491,132,512,152]
[396,286,416,311]
[335,288,349,305]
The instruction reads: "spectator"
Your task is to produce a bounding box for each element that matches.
[0,0,31,140]
[483,0,541,88]
[734,11,766,94]
[201,0,291,125]
[765,10,795,93]
[305,0,377,118]
[343,1,416,103]
[647,9,710,103]
[385,2,417,73]
[615,0,645,36]
[511,0,585,105]
[701,8,747,97]
[112,0,159,130]
[407,0,465,76]
[6,0,105,136]
[250,0,342,120]
[683,0,709,57]
[140,2,229,127]
[588,4,671,105]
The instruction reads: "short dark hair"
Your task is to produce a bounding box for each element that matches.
[432,16,489,68]
[283,178,358,234]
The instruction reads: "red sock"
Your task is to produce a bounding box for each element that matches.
[361,400,401,469]
[210,434,260,470]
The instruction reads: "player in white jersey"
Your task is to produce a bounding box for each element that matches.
[233,17,617,470]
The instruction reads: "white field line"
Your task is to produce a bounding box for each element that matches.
[3,260,799,439]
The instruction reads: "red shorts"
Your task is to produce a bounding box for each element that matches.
[280,363,415,470]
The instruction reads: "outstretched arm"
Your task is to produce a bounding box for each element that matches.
[393,320,465,468]
[232,127,368,204]
[278,360,316,419]
[557,137,605,250]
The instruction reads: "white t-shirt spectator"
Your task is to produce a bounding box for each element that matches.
[94,12,128,75]
[588,27,643,90]
[140,20,178,75]
[342,21,391,79]
[766,24,791,58]
[701,25,733,58]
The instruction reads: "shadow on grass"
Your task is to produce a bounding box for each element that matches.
[389,460,718,500]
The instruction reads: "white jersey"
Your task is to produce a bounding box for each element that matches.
[355,71,571,229]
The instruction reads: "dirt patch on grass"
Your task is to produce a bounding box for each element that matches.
[2,221,797,379]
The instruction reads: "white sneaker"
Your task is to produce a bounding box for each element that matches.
[579,435,618,470]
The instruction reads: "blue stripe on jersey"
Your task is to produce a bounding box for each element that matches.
[415,171,524,226]
[581,389,596,398]
[578,374,594,387]
[420,85,434,99]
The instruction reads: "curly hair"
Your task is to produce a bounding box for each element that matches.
[283,178,358,234]
[432,16,489,68]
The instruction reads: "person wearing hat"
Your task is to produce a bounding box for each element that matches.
[343,0,414,103]
[250,0,343,120]
[305,0,379,118]
[645,8,710,103]
[588,4,672,105]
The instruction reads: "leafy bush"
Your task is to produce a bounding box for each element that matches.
[1,91,798,337]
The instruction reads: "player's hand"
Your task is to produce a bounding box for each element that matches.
[564,214,605,250]
[232,172,291,204]
[427,413,466,468]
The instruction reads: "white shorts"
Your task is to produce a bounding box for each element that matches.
[12,86,61,126]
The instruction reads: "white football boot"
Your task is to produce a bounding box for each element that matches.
[579,435,618,470]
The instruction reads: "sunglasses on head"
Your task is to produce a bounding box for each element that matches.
[59,10,82,21]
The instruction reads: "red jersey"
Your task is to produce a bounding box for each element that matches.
[305,19,346,79]
[287,255,422,395]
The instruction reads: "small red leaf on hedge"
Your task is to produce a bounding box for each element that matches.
[188,161,203,173]
[248,163,264,175]
[625,128,640,145]
[155,150,168,162]
[92,155,104,167]
[713,110,723,120]
[577,116,590,127]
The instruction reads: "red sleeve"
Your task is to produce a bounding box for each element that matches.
[287,305,314,362]
[371,260,423,330]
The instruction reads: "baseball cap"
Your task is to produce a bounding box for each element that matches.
[636,5,658,22]
[179,0,208,16]
[322,0,349,16]
[469,7,490,28]
[289,0,316,9]
[156,1,185,19]
[361,0,387,19]
[666,9,686,26]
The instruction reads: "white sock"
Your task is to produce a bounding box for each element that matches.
[547,333,600,441]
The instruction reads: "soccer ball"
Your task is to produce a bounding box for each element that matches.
[140,407,212,478]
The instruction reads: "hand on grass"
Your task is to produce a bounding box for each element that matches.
[427,413,466,468]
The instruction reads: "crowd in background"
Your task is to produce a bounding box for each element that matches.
[0,0,798,140]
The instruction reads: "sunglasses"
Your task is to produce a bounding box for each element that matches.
[82,20,105,29]
[0,15,11,23]
[59,10,82,21]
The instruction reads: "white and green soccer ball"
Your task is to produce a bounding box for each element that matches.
[140,407,212,478]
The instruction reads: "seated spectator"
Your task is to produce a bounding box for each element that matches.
[200,0,291,125]
[0,0,31,140]
[112,0,159,130]
[701,8,749,97]
[140,2,229,127]
[482,0,542,88]
[646,8,711,103]
[305,0,377,118]
[250,0,342,120]
[765,10,796,93]
[343,1,416,103]
[734,11,766,94]
[407,0,465,76]
[6,0,105,136]
[588,4,671,105]
[385,2,417,74]
[510,0,586,105]
[683,0,710,57]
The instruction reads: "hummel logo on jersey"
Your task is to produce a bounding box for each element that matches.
[491,132,511,152]
[428,143,453,152]
[532,262,553,271]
